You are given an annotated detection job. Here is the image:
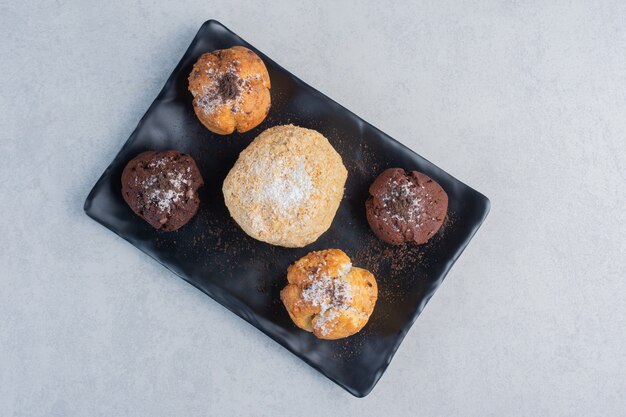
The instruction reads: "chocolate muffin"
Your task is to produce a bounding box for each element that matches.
[121,150,204,231]
[365,168,448,245]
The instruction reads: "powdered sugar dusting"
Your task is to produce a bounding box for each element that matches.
[140,157,194,213]
[301,267,354,336]
[244,154,313,226]
[195,63,259,115]
[263,160,312,212]
[301,273,332,306]
[148,158,167,169]
[381,178,427,231]
[339,262,352,276]
[315,309,339,336]
[149,188,183,212]
[167,170,189,189]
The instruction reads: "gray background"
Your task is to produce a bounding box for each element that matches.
[1,1,625,416]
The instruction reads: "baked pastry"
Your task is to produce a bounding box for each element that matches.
[366,168,448,245]
[121,150,204,231]
[280,249,378,340]
[222,125,347,247]
[188,46,271,135]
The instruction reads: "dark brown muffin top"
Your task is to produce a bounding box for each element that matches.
[121,150,204,231]
[365,168,448,245]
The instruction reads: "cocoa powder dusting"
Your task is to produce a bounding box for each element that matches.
[217,73,240,101]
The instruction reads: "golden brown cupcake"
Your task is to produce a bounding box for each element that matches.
[222,125,347,248]
[188,46,271,135]
[280,249,378,340]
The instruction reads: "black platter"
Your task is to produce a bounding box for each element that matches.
[84,20,490,397]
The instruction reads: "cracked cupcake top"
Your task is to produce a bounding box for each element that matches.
[188,46,271,135]
[121,150,204,231]
[366,168,448,245]
[280,249,378,340]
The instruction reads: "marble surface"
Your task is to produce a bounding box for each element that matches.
[1,1,625,416]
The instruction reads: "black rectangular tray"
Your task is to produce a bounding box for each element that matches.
[84,20,490,397]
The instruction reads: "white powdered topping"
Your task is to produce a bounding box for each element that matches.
[148,158,167,169]
[168,170,189,189]
[195,64,258,115]
[263,160,312,212]
[382,178,427,231]
[315,309,339,336]
[149,188,183,212]
[248,155,313,220]
[301,273,332,306]
[339,262,352,276]
[143,176,157,188]
[302,264,353,336]
[140,159,193,213]
[333,279,353,305]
